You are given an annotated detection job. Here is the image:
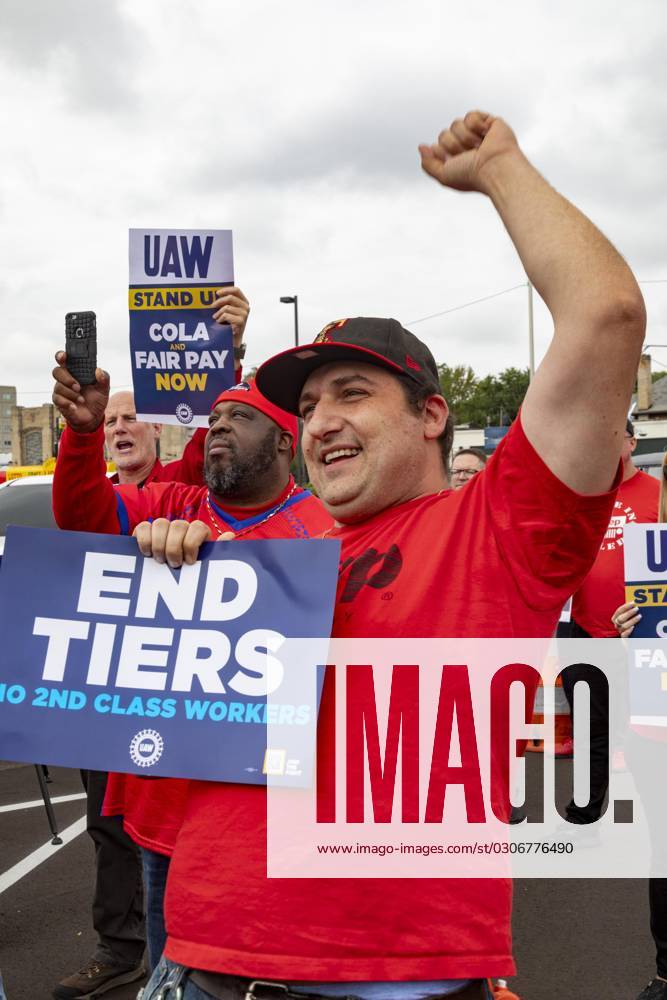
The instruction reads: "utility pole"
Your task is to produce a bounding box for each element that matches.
[527,281,535,381]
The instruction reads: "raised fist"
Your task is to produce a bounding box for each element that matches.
[419,111,520,193]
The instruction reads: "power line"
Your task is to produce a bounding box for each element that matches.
[407,283,526,326]
[408,278,667,328]
[10,279,667,398]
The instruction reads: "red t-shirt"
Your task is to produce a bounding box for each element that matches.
[53,426,333,856]
[571,468,659,637]
[163,416,619,981]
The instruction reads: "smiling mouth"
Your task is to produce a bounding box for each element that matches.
[322,448,361,466]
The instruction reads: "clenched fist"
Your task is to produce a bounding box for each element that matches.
[419,111,520,193]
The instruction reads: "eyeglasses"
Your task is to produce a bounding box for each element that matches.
[451,468,480,479]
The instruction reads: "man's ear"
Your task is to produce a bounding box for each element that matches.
[278,431,293,455]
[153,423,163,440]
[423,395,449,440]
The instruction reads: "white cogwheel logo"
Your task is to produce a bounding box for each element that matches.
[175,402,194,425]
[129,729,164,769]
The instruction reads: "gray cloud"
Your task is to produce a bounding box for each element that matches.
[0,0,142,111]
[3,0,666,404]
[187,73,535,193]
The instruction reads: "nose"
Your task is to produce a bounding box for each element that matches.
[302,398,344,443]
[208,412,232,435]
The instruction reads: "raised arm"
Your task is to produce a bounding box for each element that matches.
[52,351,121,532]
[419,111,646,494]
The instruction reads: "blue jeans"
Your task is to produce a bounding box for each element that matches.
[140,847,171,974]
[142,958,210,999]
[142,958,493,1000]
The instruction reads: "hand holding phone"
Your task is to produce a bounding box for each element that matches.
[65,311,97,385]
[53,312,109,433]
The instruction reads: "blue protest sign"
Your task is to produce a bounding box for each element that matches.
[624,523,667,639]
[129,228,235,428]
[624,524,667,725]
[0,526,339,785]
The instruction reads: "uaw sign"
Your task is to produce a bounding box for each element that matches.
[0,526,339,784]
[129,228,235,427]
[624,523,667,725]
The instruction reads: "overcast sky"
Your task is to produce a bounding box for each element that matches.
[2,0,666,407]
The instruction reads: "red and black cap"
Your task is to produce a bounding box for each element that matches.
[211,380,298,455]
[255,317,442,414]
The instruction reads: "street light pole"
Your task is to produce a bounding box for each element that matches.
[279,294,305,483]
[279,295,299,347]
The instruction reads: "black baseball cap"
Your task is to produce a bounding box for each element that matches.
[255,317,442,414]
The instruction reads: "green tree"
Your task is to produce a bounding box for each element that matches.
[437,363,478,423]
[448,366,530,427]
[463,374,497,427]
[494,367,530,424]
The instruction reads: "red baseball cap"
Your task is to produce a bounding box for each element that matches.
[211,380,298,456]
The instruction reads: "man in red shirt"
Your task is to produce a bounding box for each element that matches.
[125,111,645,1000]
[51,287,254,1000]
[572,419,659,640]
[103,389,204,487]
[51,367,331,977]
[562,419,659,827]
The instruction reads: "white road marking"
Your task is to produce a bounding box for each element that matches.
[0,815,87,894]
[0,792,87,814]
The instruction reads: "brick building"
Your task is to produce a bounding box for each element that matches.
[10,403,59,466]
[0,385,17,456]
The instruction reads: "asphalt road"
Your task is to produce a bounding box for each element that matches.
[0,759,656,1000]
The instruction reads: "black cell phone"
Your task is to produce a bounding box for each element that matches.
[65,311,97,385]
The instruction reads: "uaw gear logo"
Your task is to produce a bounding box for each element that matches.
[175,402,194,425]
[129,729,164,768]
[601,501,638,552]
[314,319,349,344]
